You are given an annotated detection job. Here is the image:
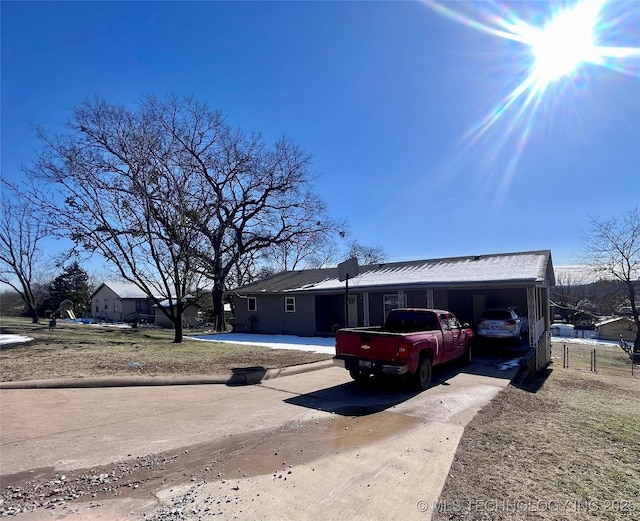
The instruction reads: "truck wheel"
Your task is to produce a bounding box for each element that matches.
[413,356,432,390]
[349,369,371,384]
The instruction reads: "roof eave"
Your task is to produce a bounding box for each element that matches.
[235,278,544,295]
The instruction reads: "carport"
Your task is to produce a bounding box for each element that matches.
[232,250,555,372]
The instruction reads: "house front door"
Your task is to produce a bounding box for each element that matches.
[347,295,358,327]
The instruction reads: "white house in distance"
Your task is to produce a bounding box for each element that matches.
[90,282,199,327]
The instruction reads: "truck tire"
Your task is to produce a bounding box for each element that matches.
[349,369,371,384]
[413,356,432,390]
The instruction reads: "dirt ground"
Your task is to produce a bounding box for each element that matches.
[0,413,368,518]
[432,341,640,521]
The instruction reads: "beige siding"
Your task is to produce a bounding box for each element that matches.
[91,285,122,321]
[154,305,200,328]
[599,319,637,342]
[91,285,153,322]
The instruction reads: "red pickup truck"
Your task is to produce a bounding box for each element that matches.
[333,308,473,390]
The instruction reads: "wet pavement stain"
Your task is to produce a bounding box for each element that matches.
[0,409,422,516]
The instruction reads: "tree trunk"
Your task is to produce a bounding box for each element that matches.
[628,282,639,353]
[211,284,226,332]
[27,304,39,324]
[173,318,183,343]
[172,301,185,343]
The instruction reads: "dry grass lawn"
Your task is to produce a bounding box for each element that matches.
[3,318,639,520]
[0,317,332,382]
[433,341,640,521]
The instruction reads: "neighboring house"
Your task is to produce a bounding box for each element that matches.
[91,282,161,324]
[92,282,205,328]
[154,298,201,329]
[551,323,575,337]
[232,250,556,372]
[597,316,638,342]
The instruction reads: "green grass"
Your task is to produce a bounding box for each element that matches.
[0,317,332,382]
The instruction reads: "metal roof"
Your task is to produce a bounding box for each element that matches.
[234,250,554,294]
[91,282,164,300]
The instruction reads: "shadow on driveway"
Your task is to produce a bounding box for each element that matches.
[227,366,268,385]
[284,379,421,416]
[285,350,525,417]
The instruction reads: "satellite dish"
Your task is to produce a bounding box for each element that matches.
[338,257,359,282]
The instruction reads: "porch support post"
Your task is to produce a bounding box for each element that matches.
[527,286,538,348]
[363,292,370,327]
[398,290,406,308]
[426,289,434,308]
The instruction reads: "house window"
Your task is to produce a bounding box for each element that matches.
[248,297,257,312]
[285,297,296,313]
[135,299,146,311]
[104,299,109,310]
[383,293,407,320]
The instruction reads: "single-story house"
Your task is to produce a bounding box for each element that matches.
[91,282,201,328]
[232,250,555,372]
[596,316,638,342]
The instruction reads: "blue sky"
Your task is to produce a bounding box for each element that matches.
[2,0,639,271]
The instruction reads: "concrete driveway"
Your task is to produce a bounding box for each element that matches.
[0,355,521,520]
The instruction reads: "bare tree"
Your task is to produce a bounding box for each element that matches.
[139,96,341,328]
[29,97,205,342]
[0,187,49,323]
[266,231,343,272]
[550,270,591,323]
[582,208,640,350]
[591,279,626,316]
[346,240,388,265]
[28,95,340,335]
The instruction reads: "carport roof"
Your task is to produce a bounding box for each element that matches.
[234,250,554,294]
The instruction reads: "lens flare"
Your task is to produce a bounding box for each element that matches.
[423,0,640,195]
[529,1,602,87]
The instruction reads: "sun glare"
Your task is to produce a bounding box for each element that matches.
[529,3,600,88]
[423,0,640,194]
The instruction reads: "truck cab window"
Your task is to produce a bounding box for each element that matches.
[440,314,450,330]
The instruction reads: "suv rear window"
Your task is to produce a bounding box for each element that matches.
[481,310,512,320]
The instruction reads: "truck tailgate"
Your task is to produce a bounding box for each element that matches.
[336,328,408,362]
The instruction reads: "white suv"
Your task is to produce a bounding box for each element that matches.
[477,307,527,342]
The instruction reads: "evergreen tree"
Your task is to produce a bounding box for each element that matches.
[48,262,91,316]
